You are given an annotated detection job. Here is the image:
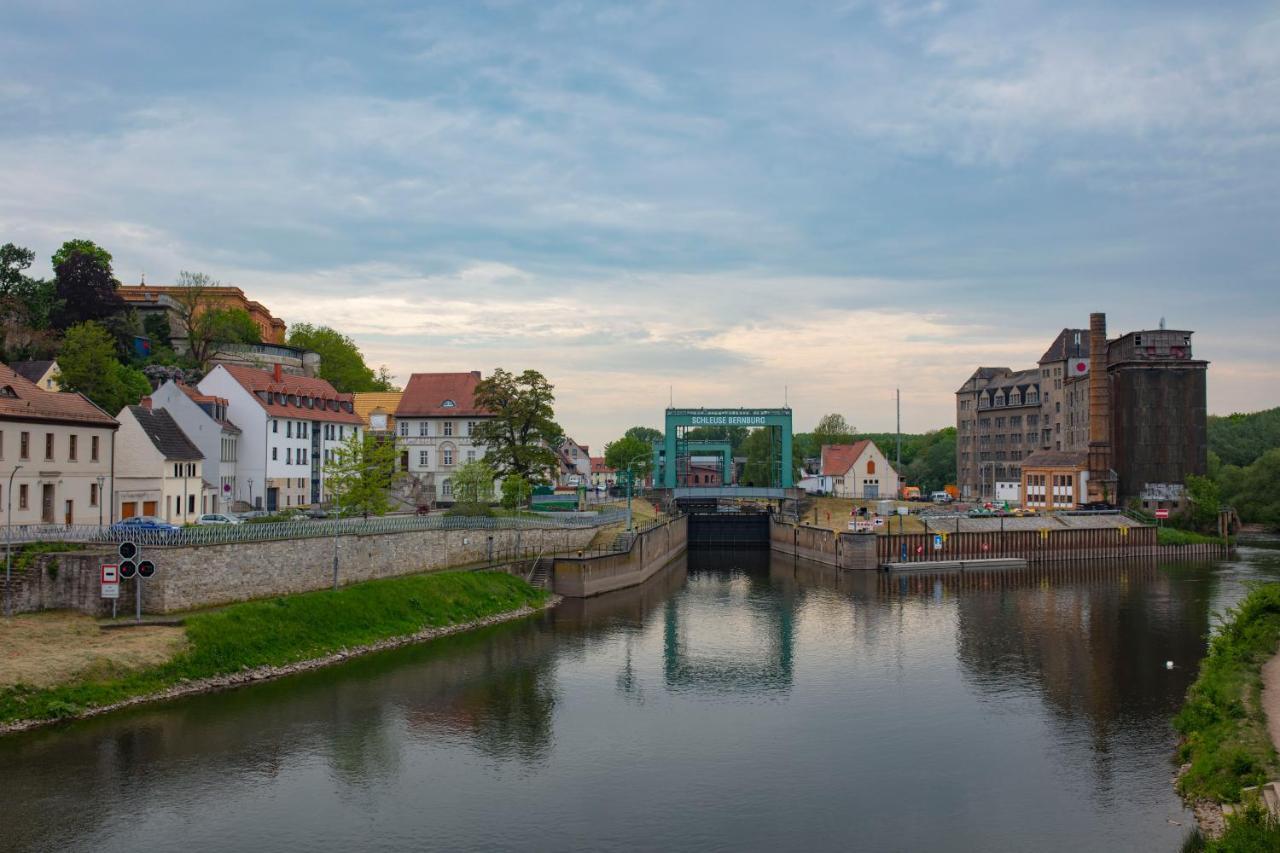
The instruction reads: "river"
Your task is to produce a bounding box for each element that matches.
[4,541,1280,852]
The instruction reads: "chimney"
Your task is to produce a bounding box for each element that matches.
[273,363,283,383]
[1086,312,1116,502]
[139,396,152,410]
[471,370,481,378]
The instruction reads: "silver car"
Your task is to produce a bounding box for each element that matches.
[196,513,243,525]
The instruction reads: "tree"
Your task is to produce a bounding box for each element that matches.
[500,474,532,510]
[51,239,123,328]
[54,321,150,413]
[170,271,262,369]
[287,323,383,393]
[0,243,60,361]
[604,435,654,485]
[323,432,401,518]
[472,368,563,484]
[451,460,496,505]
[813,412,855,441]
[374,365,398,392]
[624,426,663,444]
[1220,449,1280,530]
[1178,474,1222,533]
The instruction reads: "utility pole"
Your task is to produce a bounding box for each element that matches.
[5,465,23,618]
[895,388,901,476]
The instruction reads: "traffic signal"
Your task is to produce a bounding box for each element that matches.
[119,560,137,579]
[138,560,156,579]
[119,541,138,561]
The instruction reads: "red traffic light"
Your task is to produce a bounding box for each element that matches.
[138,560,156,579]
[119,560,137,579]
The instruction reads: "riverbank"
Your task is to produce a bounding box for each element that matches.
[1174,583,1280,846]
[0,570,554,735]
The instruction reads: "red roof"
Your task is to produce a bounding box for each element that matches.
[590,456,615,474]
[0,362,118,427]
[217,364,363,425]
[820,441,872,476]
[176,382,227,407]
[396,372,490,417]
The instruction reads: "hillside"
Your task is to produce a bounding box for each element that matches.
[1208,407,1280,467]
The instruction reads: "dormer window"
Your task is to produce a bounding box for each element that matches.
[0,385,16,398]
[441,399,456,408]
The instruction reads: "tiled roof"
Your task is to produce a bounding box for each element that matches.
[985,368,1040,390]
[10,360,55,384]
[1039,329,1089,364]
[353,391,404,426]
[172,382,240,433]
[590,457,615,474]
[0,363,118,427]
[820,441,872,476]
[396,372,490,417]
[1021,450,1089,469]
[216,364,363,425]
[127,406,202,460]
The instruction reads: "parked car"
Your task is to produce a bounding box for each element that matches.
[237,510,269,521]
[304,507,329,519]
[930,491,953,503]
[196,513,242,525]
[110,516,179,533]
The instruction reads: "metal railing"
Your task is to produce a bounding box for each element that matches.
[2,508,630,548]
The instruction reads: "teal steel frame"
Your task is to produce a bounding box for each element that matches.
[661,408,793,489]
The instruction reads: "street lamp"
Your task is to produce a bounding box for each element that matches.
[6,465,23,618]
[96,475,105,527]
[619,452,650,533]
[247,478,255,510]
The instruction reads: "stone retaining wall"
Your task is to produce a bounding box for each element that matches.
[552,516,688,597]
[769,518,879,570]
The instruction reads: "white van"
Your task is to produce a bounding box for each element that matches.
[930,491,952,503]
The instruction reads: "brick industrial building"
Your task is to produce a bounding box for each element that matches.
[956,313,1207,509]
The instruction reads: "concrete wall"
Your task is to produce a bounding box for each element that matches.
[769,518,879,570]
[552,516,688,598]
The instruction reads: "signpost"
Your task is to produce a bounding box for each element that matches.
[100,563,119,618]
[115,541,156,622]
[1155,508,1170,520]
[933,533,943,551]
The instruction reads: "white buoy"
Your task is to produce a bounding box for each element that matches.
[1166,661,1175,670]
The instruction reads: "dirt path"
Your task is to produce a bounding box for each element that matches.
[1262,651,1280,756]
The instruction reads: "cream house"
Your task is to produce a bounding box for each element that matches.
[0,362,117,526]
[114,404,215,523]
[11,360,60,392]
[394,372,494,505]
[820,441,900,500]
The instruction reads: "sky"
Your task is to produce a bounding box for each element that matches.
[2,0,1278,451]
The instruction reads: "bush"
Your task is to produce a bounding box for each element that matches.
[444,502,494,517]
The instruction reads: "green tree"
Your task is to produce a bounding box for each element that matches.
[451,460,496,505]
[287,323,383,392]
[0,243,61,360]
[1178,474,1222,533]
[51,239,123,328]
[1220,449,1280,530]
[323,432,400,518]
[604,435,654,486]
[373,365,398,392]
[54,321,149,413]
[170,271,263,369]
[500,474,533,510]
[143,312,173,349]
[1208,407,1280,468]
[623,426,663,444]
[472,368,563,484]
[813,412,856,443]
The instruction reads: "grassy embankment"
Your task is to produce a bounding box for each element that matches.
[1159,527,1229,547]
[0,570,546,726]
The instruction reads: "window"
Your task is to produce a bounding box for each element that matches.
[91,435,99,461]
[419,421,429,436]
[467,450,476,463]
[272,447,278,461]
[442,448,454,466]
[339,426,344,440]
[45,432,54,460]
[1134,335,1142,346]
[19,484,28,509]
[18,431,29,459]
[287,422,293,438]
[443,422,453,436]
[68,434,77,461]
[272,420,278,433]
[442,479,452,497]
[866,459,875,474]
[399,421,408,437]
[419,450,428,466]
[287,447,292,464]
[995,417,1005,428]
[188,494,196,514]
[467,421,476,436]
[90,483,99,506]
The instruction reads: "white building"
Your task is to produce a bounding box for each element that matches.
[393,372,493,505]
[0,362,117,525]
[114,405,216,523]
[819,441,900,500]
[556,437,592,486]
[198,363,363,512]
[150,381,241,513]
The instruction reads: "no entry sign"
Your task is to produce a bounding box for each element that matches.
[1155,508,1170,520]
[101,563,119,599]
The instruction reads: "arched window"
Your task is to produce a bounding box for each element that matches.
[867,459,876,475]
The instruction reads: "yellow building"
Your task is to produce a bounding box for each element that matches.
[1020,450,1089,510]
[353,392,404,435]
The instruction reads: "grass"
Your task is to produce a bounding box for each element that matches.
[0,612,185,689]
[1160,527,1227,547]
[1184,804,1280,852]
[0,570,547,726]
[9,542,87,574]
[1175,583,1280,803]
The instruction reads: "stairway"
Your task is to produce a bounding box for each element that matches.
[1232,782,1280,819]
[611,532,635,552]
[525,557,552,590]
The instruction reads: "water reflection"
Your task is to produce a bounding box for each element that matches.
[3,548,1277,852]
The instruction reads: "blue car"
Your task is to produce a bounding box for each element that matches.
[109,516,180,534]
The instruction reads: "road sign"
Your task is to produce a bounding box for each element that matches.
[101,564,119,583]
[138,559,156,579]
[933,534,943,551]
[119,559,137,579]
[119,541,138,561]
[101,582,119,599]
[896,506,909,516]
[1155,508,1170,520]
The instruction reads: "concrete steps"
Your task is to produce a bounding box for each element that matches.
[1231,781,1280,819]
